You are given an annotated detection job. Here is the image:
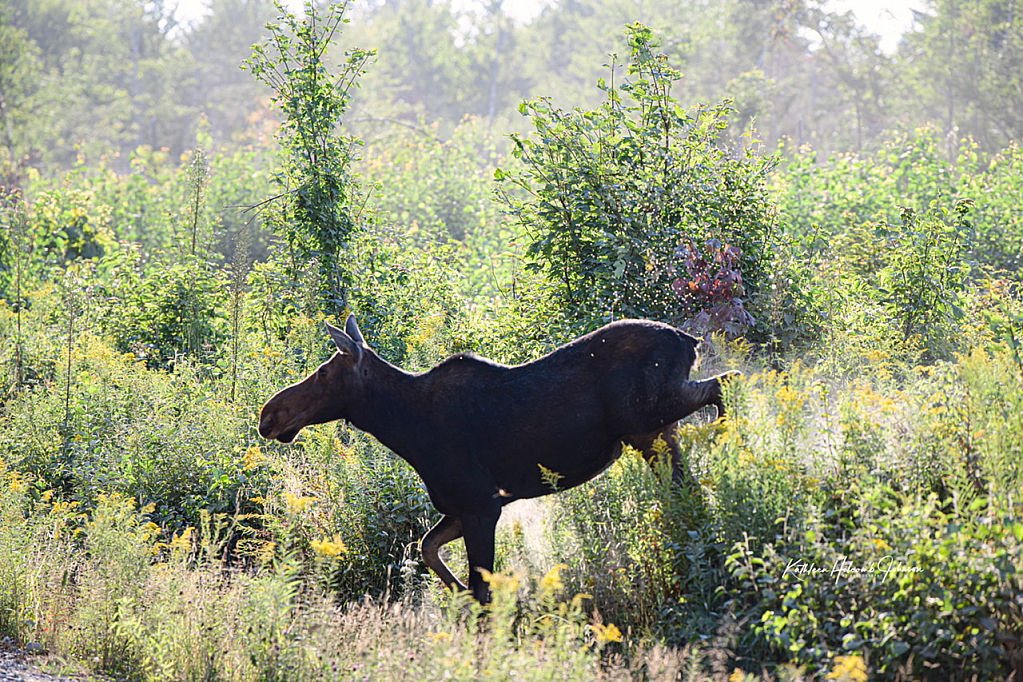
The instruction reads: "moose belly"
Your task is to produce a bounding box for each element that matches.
[495,441,624,501]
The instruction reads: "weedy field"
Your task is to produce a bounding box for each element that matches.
[0,325,1020,680]
[2,6,1023,681]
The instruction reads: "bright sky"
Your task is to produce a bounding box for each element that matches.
[829,0,923,52]
[174,0,924,51]
[173,0,545,25]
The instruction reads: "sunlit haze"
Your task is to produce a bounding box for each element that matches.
[829,0,923,52]
[175,0,923,48]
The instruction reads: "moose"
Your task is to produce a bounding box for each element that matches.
[258,315,736,603]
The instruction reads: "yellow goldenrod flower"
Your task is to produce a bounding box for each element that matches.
[242,446,264,471]
[591,622,623,644]
[479,569,520,594]
[540,563,567,594]
[169,527,194,558]
[538,463,563,491]
[49,499,80,515]
[257,541,277,563]
[310,535,347,558]
[283,491,316,513]
[826,654,868,682]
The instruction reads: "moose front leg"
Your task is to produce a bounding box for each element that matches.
[461,513,500,603]
[421,515,466,592]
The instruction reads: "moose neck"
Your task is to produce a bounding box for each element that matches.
[344,351,428,466]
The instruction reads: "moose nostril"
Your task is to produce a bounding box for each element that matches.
[258,414,276,438]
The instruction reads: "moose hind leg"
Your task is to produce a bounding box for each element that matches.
[623,422,693,487]
[422,515,466,592]
[680,372,740,420]
[709,371,741,418]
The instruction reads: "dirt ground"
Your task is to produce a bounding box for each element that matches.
[0,640,99,682]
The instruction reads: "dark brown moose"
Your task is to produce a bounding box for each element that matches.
[258,315,735,603]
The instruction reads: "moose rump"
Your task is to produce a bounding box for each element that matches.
[258,316,732,603]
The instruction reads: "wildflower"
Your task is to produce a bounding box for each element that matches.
[169,527,194,558]
[49,499,80,515]
[310,535,347,558]
[257,541,277,563]
[538,464,563,491]
[283,491,316,513]
[591,622,623,644]
[479,569,520,594]
[826,654,868,682]
[540,563,567,594]
[140,521,161,540]
[776,384,803,406]
[242,446,264,471]
[729,670,749,682]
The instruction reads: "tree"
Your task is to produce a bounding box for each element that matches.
[0,2,40,185]
[899,0,1023,151]
[798,2,894,151]
[245,0,374,314]
[5,0,197,170]
[181,0,278,145]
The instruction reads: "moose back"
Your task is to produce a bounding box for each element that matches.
[258,315,734,602]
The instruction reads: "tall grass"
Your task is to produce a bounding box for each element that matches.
[2,140,1022,679]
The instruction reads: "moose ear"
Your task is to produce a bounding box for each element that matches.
[326,322,363,360]
[344,314,366,346]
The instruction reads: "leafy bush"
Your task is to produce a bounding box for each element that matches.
[735,493,1022,679]
[94,248,229,367]
[360,118,503,245]
[498,23,778,334]
[0,326,272,531]
[347,226,471,370]
[359,117,521,302]
[706,352,1022,678]
[775,128,1022,275]
[266,423,436,600]
[776,200,974,367]
[18,143,274,263]
[872,203,972,355]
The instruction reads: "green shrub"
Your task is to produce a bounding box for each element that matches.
[267,423,436,600]
[0,330,272,531]
[775,128,1022,277]
[94,248,229,367]
[498,23,778,335]
[545,436,720,639]
[68,492,159,675]
[736,493,1022,678]
[783,201,973,367]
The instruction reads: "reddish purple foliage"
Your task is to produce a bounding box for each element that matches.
[671,239,755,337]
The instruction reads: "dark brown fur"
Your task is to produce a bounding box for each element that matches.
[258,315,735,602]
